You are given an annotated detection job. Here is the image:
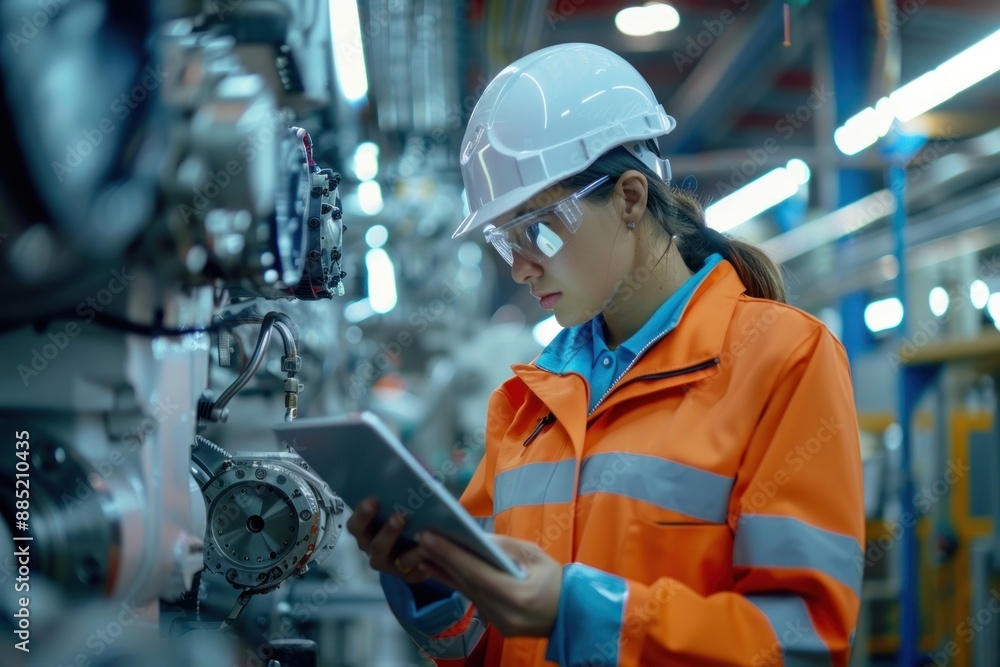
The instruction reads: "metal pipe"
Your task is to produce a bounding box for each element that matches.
[210,322,273,421]
[209,312,300,422]
[269,314,302,422]
[269,314,298,361]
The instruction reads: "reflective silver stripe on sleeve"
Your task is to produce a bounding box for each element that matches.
[745,595,832,667]
[578,452,734,523]
[493,459,576,515]
[734,515,863,596]
[473,516,495,533]
[409,619,487,660]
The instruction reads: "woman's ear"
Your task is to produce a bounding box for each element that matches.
[615,170,649,224]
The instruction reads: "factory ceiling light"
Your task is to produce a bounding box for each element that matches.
[705,159,810,233]
[329,0,369,103]
[357,181,384,216]
[928,286,949,317]
[615,3,681,37]
[970,279,990,310]
[987,293,1000,328]
[835,28,1000,155]
[352,142,379,181]
[366,249,397,315]
[365,224,388,249]
[864,297,904,333]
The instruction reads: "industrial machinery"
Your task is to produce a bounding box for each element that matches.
[0,2,362,665]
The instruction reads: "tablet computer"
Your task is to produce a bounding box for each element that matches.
[273,411,525,579]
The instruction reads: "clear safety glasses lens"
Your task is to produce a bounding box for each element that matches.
[483,176,609,266]
[485,218,570,265]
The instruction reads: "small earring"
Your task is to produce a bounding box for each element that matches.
[626,221,636,230]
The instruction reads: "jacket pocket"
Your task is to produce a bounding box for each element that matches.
[621,516,733,593]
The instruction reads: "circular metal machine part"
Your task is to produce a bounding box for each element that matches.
[202,458,342,592]
[0,438,123,598]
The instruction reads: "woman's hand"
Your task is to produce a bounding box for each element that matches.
[415,532,563,637]
[345,497,430,584]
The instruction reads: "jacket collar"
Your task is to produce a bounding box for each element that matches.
[507,260,746,440]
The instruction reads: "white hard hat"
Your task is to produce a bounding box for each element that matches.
[453,43,676,238]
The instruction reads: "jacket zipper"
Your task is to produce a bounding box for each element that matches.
[588,356,720,416]
[522,359,718,446]
[638,357,721,382]
[523,413,556,447]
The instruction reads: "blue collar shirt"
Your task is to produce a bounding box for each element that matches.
[535,254,724,413]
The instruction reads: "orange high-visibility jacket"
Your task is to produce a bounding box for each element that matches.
[396,259,864,666]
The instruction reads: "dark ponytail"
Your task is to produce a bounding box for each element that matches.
[559,146,786,303]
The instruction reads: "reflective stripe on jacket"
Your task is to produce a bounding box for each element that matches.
[399,259,864,667]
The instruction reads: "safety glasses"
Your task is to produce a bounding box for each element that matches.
[483,176,610,265]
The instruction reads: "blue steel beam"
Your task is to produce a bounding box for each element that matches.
[663,0,792,154]
[885,124,928,667]
[891,161,919,667]
[830,0,927,660]
[828,0,874,364]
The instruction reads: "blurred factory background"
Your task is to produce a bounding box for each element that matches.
[0,0,999,666]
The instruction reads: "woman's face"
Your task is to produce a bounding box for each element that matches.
[507,185,638,328]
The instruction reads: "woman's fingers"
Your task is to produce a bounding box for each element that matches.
[492,535,542,566]
[417,532,501,596]
[368,512,408,569]
[345,498,380,553]
[346,501,437,583]
[416,557,461,591]
[393,545,426,577]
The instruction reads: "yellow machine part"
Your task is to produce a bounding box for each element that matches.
[860,410,995,665]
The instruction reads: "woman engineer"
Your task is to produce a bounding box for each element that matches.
[347,42,864,667]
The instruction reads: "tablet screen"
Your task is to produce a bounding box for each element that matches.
[273,412,525,578]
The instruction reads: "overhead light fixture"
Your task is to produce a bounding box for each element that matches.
[532,316,563,347]
[344,298,375,323]
[705,159,810,233]
[615,3,680,37]
[365,248,397,314]
[864,297,904,333]
[357,180,383,215]
[986,293,1000,325]
[329,0,369,104]
[878,254,900,281]
[970,279,990,309]
[835,27,1000,155]
[833,98,895,156]
[928,286,949,317]
[365,224,388,248]
[352,142,379,180]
